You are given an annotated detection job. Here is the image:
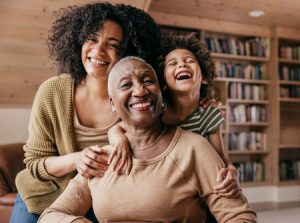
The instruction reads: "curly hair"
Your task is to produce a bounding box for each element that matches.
[48,2,161,85]
[158,32,216,99]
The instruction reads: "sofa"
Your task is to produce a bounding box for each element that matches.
[0,143,25,223]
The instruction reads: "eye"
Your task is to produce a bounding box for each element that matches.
[86,36,98,43]
[107,42,120,49]
[186,58,196,63]
[166,61,177,67]
[119,81,132,90]
[143,78,155,86]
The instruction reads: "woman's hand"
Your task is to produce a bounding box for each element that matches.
[75,145,109,178]
[213,165,241,198]
[108,136,132,175]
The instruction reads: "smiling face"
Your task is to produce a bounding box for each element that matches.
[81,20,123,79]
[164,48,202,95]
[109,58,162,128]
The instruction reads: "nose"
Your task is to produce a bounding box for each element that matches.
[178,60,187,68]
[95,42,106,55]
[132,84,148,97]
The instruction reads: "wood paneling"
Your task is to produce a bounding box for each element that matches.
[0,0,151,106]
[2,0,300,106]
[149,0,300,29]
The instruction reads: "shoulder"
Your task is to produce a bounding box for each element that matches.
[200,106,222,118]
[177,128,211,148]
[174,128,224,165]
[200,106,224,133]
[34,74,73,105]
[38,74,73,95]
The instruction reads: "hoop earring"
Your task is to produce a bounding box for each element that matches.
[160,103,165,116]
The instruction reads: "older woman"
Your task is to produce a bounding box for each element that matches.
[11,3,161,223]
[38,57,257,223]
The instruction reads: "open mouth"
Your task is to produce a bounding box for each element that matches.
[176,71,192,80]
[130,101,152,111]
[89,57,110,66]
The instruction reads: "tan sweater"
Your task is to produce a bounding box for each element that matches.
[39,128,257,223]
[15,74,111,214]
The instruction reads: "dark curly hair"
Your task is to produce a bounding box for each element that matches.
[158,32,216,99]
[48,2,161,85]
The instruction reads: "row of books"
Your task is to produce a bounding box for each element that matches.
[280,86,300,98]
[279,66,300,81]
[205,36,269,57]
[279,46,300,60]
[228,83,267,100]
[279,160,300,180]
[233,161,265,182]
[228,132,266,151]
[229,105,267,123]
[215,61,263,80]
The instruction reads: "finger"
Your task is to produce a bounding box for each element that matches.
[84,148,109,166]
[214,175,235,191]
[215,181,236,194]
[217,101,222,108]
[216,168,228,182]
[77,164,101,178]
[112,152,121,171]
[126,157,132,175]
[108,147,117,164]
[82,155,108,173]
[116,153,127,174]
[218,186,240,198]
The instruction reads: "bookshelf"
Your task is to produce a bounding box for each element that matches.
[159,25,272,186]
[204,31,271,186]
[270,27,300,186]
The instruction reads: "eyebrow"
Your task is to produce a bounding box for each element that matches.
[107,37,121,43]
[165,58,176,64]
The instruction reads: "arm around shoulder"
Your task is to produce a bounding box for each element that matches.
[191,137,256,222]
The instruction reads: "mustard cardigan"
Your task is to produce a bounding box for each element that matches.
[16,74,78,214]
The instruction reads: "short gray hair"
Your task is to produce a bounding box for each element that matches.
[107,56,156,96]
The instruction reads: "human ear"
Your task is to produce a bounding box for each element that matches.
[110,98,116,112]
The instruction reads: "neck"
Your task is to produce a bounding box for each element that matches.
[124,122,166,154]
[167,91,200,122]
[81,75,109,100]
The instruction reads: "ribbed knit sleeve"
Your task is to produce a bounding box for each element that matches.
[24,74,75,181]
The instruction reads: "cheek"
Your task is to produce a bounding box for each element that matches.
[164,69,173,85]
[108,49,119,62]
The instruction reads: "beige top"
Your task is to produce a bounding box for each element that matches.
[39,128,257,223]
[74,109,119,150]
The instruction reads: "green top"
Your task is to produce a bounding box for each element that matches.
[16,74,78,214]
[177,106,224,136]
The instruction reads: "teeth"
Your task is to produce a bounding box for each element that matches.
[132,102,151,108]
[176,72,192,79]
[90,58,107,65]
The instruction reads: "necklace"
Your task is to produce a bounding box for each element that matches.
[132,125,167,151]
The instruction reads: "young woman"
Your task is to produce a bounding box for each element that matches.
[10,3,161,223]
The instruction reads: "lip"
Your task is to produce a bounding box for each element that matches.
[175,70,192,80]
[88,57,110,67]
[129,99,153,111]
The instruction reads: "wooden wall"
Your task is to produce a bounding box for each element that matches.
[0,0,150,107]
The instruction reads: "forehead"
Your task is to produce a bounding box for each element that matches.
[114,59,155,77]
[97,20,123,37]
[165,48,196,60]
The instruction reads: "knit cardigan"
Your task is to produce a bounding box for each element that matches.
[16,74,79,214]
